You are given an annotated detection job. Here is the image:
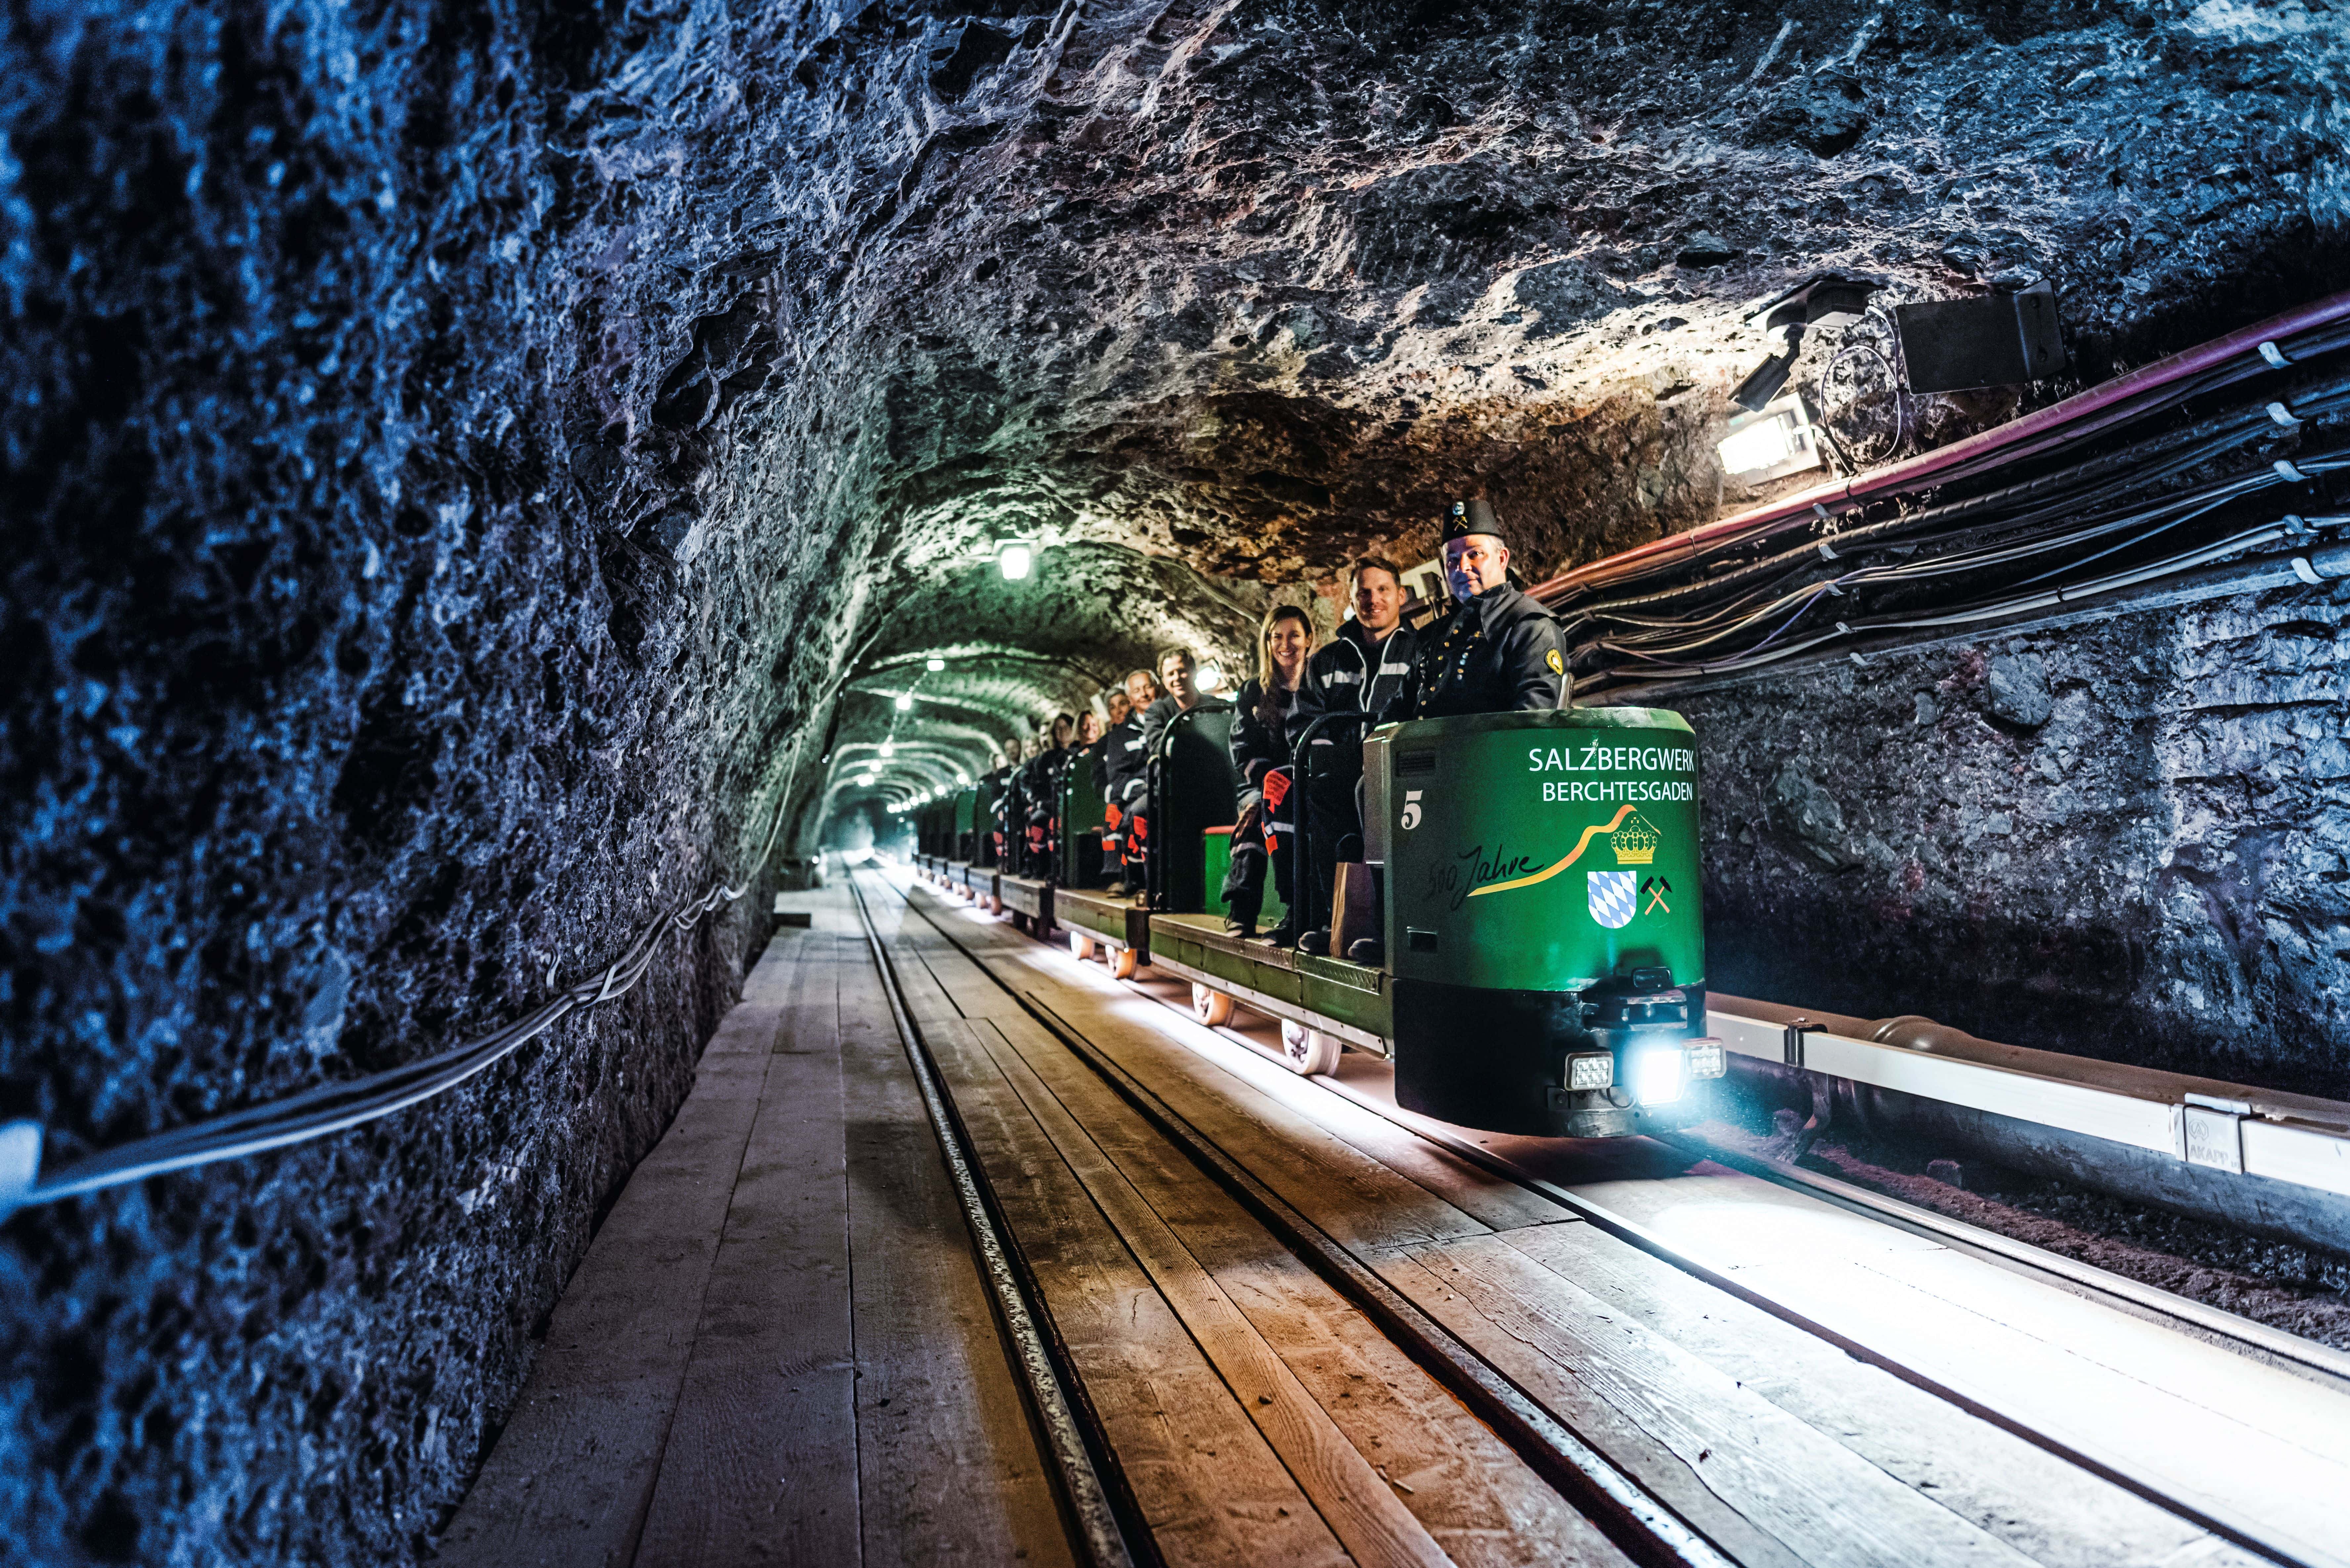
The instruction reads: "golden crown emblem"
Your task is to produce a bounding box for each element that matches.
[1611,811,1660,865]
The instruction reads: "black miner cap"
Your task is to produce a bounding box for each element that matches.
[1441,498,1502,545]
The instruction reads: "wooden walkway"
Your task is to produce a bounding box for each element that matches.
[437,892,1071,1568]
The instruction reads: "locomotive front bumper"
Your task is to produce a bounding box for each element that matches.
[1550,1037,1727,1138]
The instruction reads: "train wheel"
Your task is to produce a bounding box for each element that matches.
[1110,946,1139,980]
[1192,984,1234,1027]
[1069,932,1096,962]
[1281,1020,1341,1076]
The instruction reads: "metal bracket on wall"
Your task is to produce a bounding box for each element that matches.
[1783,1017,1811,1067]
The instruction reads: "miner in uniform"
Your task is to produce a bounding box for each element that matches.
[1383,499,1568,722]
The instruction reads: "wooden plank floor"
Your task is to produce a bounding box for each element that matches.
[890,874,2277,1568]
[439,891,1071,1568]
[868,880,1631,1568]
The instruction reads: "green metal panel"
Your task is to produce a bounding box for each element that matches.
[953,787,980,859]
[1200,828,1288,928]
[1057,754,1108,885]
[1156,705,1241,913]
[1296,954,1392,1036]
[1159,930,1207,970]
[1381,708,1703,995]
[1202,945,1302,1003]
[1058,896,1125,945]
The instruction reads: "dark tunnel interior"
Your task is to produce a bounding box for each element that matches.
[5,0,2349,1560]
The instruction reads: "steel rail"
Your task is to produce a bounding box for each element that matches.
[845,873,1143,1568]
[939,880,2327,1568]
[878,873,1738,1568]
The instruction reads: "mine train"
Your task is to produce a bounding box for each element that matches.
[911,706,1726,1139]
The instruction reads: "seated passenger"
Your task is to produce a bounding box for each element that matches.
[1295,558,1418,954]
[1143,649,1205,749]
[1021,713,1076,873]
[1223,605,1317,944]
[1100,670,1158,896]
[1129,652,1205,898]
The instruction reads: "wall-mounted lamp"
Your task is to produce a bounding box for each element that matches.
[893,693,914,711]
[1717,395,1824,483]
[925,657,946,672]
[1194,661,1225,695]
[998,542,1033,580]
[1733,277,1879,413]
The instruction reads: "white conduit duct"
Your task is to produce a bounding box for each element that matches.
[0,791,796,1219]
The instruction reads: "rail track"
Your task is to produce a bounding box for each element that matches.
[855,867,2350,1568]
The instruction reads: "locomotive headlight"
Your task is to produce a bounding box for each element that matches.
[1633,1048,1685,1106]
[1688,1039,1727,1080]
[1567,1053,1615,1091]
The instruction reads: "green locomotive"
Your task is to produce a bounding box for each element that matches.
[930,705,1722,1140]
[1370,708,1721,1137]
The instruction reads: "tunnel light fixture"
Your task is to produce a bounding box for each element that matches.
[998,542,1034,580]
[1195,660,1225,695]
[894,692,914,711]
[925,657,946,672]
[1717,395,1824,484]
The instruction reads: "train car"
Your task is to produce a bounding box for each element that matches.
[1110,706,1723,1138]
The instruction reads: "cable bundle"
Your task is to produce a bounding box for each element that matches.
[1,794,792,1216]
[1551,293,2350,691]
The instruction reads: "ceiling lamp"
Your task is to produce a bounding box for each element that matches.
[1716,395,1824,483]
[925,657,946,672]
[997,542,1033,580]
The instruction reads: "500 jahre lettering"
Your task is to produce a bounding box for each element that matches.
[1422,842,1537,911]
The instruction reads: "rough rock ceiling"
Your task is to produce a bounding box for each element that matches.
[561,0,2348,830]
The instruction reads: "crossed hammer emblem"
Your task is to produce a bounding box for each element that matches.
[1640,876,1672,914]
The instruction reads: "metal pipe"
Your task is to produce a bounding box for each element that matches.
[1710,993,2350,1255]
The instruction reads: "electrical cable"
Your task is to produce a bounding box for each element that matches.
[1579,517,2348,685]
[1,781,800,1216]
[1577,368,2350,624]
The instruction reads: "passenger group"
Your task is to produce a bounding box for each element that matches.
[978,500,1567,960]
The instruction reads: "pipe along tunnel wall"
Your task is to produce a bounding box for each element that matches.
[6,0,2350,1563]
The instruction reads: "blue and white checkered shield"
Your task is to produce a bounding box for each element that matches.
[1588,870,1637,929]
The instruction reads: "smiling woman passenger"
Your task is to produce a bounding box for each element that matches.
[1223,602,1318,944]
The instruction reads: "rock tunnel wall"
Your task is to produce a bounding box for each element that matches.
[1680,586,2350,1102]
[4,0,2348,1561]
